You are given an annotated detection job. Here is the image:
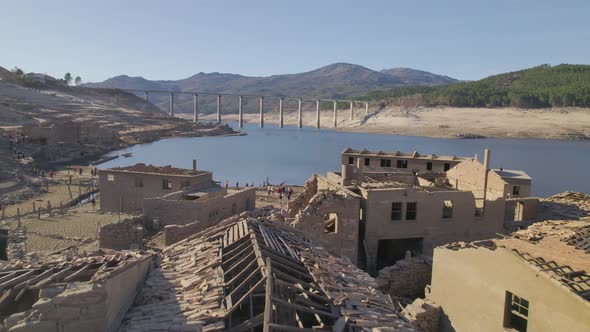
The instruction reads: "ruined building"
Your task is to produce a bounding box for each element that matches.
[118,214,416,331]
[0,252,153,332]
[289,148,538,274]
[99,163,255,228]
[429,217,590,332]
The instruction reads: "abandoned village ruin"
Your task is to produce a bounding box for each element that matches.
[0,146,588,332]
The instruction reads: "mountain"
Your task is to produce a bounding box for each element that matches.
[380,67,458,85]
[358,64,590,108]
[84,63,458,113]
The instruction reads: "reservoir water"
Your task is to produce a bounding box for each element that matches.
[100,122,590,197]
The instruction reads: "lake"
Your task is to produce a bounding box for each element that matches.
[100,122,590,197]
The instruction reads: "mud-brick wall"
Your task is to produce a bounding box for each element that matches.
[98,216,146,250]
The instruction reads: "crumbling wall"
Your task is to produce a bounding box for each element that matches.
[376,255,433,298]
[401,298,441,332]
[98,216,146,250]
[290,175,361,264]
[286,175,319,217]
[164,220,202,245]
[4,256,153,332]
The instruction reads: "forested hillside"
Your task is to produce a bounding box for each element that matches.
[358,64,590,108]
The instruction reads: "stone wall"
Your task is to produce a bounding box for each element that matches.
[376,255,433,298]
[98,216,146,250]
[164,220,202,246]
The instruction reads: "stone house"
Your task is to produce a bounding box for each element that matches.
[80,124,120,147]
[429,218,590,332]
[142,185,256,227]
[290,148,538,274]
[446,158,533,199]
[98,163,213,214]
[22,121,81,146]
[340,148,472,186]
[98,163,256,237]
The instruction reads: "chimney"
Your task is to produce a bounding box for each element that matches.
[482,149,490,214]
[356,157,364,182]
[192,159,197,171]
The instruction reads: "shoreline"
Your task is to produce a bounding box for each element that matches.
[184,106,590,141]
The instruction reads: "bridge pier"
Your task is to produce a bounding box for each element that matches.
[279,98,284,128]
[316,99,320,129]
[193,94,198,123]
[349,101,353,121]
[216,95,222,123]
[365,102,369,116]
[333,101,338,128]
[238,96,243,128]
[259,97,264,128]
[169,93,174,117]
[298,99,303,128]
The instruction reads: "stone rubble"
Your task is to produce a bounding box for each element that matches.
[401,298,441,332]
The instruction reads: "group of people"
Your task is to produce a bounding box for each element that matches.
[267,184,293,201]
[225,181,256,190]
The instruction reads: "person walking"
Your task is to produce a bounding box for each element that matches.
[225,180,229,189]
[267,185,272,195]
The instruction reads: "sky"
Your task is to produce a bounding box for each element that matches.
[1,0,589,83]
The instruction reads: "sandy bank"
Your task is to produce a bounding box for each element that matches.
[193,106,590,140]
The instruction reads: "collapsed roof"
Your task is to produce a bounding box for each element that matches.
[120,215,416,331]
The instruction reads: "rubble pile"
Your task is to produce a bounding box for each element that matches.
[300,248,416,331]
[118,218,234,332]
[539,192,590,220]
[376,255,433,298]
[401,298,441,332]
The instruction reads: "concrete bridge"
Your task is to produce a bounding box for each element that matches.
[120,89,370,129]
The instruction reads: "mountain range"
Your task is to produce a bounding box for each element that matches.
[84,63,458,113]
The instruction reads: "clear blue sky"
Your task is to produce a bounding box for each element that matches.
[1,0,589,83]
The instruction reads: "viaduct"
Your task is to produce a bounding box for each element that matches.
[118,89,371,129]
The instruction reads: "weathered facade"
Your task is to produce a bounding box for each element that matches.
[98,163,213,213]
[430,218,590,332]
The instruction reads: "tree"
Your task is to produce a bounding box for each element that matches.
[64,73,72,85]
[12,67,24,78]
[74,76,82,86]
